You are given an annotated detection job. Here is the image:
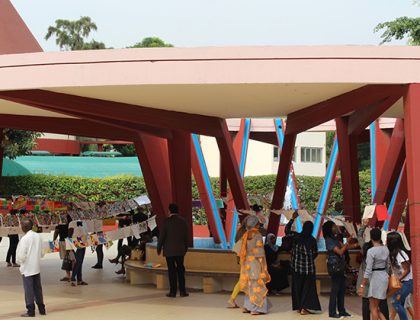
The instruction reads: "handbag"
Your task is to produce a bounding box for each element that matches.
[387,273,402,297]
[61,252,73,271]
[327,255,346,276]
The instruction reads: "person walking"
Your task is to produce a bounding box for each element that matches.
[291,221,321,315]
[16,219,46,317]
[157,203,189,298]
[53,214,75,281]
[239,215,271,315]
[69,221,88,287]
[323,220,353,318]
[358,228,389,320]
[6,234,20,267]
[387,232,413,320]
[356,219,389,320]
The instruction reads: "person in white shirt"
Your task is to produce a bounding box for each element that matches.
[16,219,46,317]
[387,232,413,320]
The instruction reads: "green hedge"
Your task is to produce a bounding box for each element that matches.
[0,172,372,215]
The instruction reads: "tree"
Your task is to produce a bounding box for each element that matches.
[374,17,420,45]
[112,144,136,156]
[2,129,42,159]
[129,37,173,48]
[45,16,106,50]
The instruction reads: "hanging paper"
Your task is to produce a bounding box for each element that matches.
[375,205,388,222]
[362,205,376,220]
[147,216,157,230]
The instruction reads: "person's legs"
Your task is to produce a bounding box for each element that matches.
[228,281,241,307]
[166,257,177,296]
[71,248,85,283]
[392,280,413,320]
[77,248,86,282]
[33,274,45,314]
[10,242,18,264]
[379,299,390,320]
[175,256,187,295]
[362,297,370,320]
[93,245,103,268]
[329,275,339,316]
[22,275,35,316]
[337,274,347,315]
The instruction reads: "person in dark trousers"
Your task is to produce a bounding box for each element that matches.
[323,220,355,318]
[92,245,103,269]
[16,219,46,317]
[6,234,20,267]
[109,215,132,264]
[157,203,189,298]
[69,221,88,287]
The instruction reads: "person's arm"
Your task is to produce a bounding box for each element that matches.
[333,243,349,256]
[157,221,166,255]
[358,249,373,296]
[285,212,298,235]
[399,252,411,281]
[356,219,369,247]
[53,227,59,242]
[16,236,28,265]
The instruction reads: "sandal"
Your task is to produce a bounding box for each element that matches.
[71,282,76,287]
[60,277,70,282]
[300,309,310,315]
[251,311,263,315]
[242,309,250,314]
[227,299,239,309]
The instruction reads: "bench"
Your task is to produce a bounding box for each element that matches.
[125,260,239,293]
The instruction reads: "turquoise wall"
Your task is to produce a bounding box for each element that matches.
[2,156,142,178]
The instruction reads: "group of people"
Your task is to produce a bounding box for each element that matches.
[224,207,414,319]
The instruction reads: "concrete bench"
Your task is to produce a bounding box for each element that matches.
[125,260,239,293]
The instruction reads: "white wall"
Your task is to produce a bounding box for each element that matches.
[41,133,77,140]
[200,131,326,178]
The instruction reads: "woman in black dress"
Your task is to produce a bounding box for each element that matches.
[264,233,289,294]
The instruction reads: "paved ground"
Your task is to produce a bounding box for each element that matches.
[0,235,362,320]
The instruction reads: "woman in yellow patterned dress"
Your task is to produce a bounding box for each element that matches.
[239,215,271,315]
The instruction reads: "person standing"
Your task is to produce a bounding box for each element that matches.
[239,215,270,315]
[6,234,20,267]
[387,232,413,320]
[291,221,321,315]
[16,219,46,317]
[323,220,353,318]
[157,203,189,298]
[69,221,88,287]
[53,214,75,281]
[358,228,389,320]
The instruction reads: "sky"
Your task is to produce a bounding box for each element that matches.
[11,0,420,51]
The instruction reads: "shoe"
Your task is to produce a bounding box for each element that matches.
[13,263,20,267]
[20,313,35,317]
[6,262,12,267]
[109,258,118,264]
[77,281,88,286]
[180,292,189,297]
[329,314,343,319]
[166,293,176,298]
[60,277,70,282]
[115,269,125,275]
[39,310,46,316]
[71,282,76,287]
[339,312,352,318]
[92,264,103,269]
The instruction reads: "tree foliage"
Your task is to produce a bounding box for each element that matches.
[112,144,137,156]
[375,17,420,45]
[130,37,173,48]
[45,16,106,50]
[2,130,42,160]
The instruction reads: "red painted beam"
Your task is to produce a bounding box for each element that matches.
[336,117,361,223]
[268,133,297,235]
[249,132,278,146]
[0,0,43,54]
[285,85,406,135]
[374,120,391,188]
[168,131,193,247]
[0,115,135,141]
[0,129,4,176]
[133,133,172,230]
[373,120,405,206]
[388,163,408,231]
[219,163,228,199]
[403,83,420,317]
[347,93,403,136]
[0,90,223,137]
[215,120,249,210]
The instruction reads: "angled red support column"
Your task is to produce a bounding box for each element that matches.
[336,117,361,223]
[371,119,405,225]
[219,164,228,198]
[215,120,249,211]
[387,163,408,231]
[133,133,172,230]
[268,133,297,235]
[0,129,4,177]
[403,83,420,316]
[168,131,193,247]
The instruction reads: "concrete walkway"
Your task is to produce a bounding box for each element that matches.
[0,236,362,320]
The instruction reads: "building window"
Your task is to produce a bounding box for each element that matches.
[300,147,322,163]
[273,146,279,161]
